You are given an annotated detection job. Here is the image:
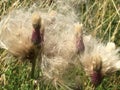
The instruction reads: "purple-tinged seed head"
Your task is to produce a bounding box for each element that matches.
[31,12,42,45]
[90,71,103,86]
[74,23,85,54]
[76,36,85,54]
[90,55,103,86]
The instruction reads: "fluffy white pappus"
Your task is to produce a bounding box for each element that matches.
[42,6,80,81]
[41,55,69,80]
[44,10,78,60]
[105,42,116,52]
[0,2,80,83]
[81,36,120,76]
[0,10,33,56]
[42,14,78,83]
